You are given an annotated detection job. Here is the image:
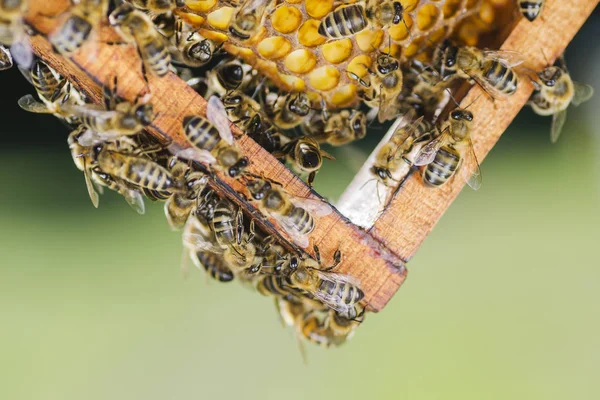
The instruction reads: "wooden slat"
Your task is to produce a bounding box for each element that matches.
[366,0,600,261]
[23,0,407,312]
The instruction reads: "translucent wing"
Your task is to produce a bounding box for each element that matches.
[463,138,482,191]
[175,148,217,165]
[207,96,234,145]
[310,271,361,314]
[10,39,33,69]
[18,94,53,114]
[289,197,332,217]
[413,130,450,166]
[274,215,309,249]
[122,188,145,215]
[571,82,594,106]
[82,159,99,209]
[481,50,525,67]
[550,109,567,144]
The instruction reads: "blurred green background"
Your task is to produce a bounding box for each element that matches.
[2,13,600,400]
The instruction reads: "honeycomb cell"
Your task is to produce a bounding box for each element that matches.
[279,74,306,91]
[258,37,292,60]
[389,14,413,41]
[305,0,334,19]
[207,6,234,30]
[199,28,227,42]
[403,0,421,13]
[309,66,340,91]
[442,0,463,19]
[347,55,372,81]
[479,2,496,25]
[428,26,448,44]
[298,20,327,47]
[355,29,384,53]
[322,39,353,64]
[331,84,357,107]
[179,12,205,26]
[186,0,217,13]
[457,21,480,46]
[286,0,303,3]
[416,4,442,32]
[272,6,303,34]
[284,49,317,74]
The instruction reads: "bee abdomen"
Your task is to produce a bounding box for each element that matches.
[211,201,237,244]
[184,116,221,151]
[143,40,171,77]
[318,5,367,39]
[126,159,175,191]
[257,275,289,296]
[484,61,518,95]
[197,252,234,282]
[423,146,460,187]
[519,1,543,21]
[289,206,314,235]
[31,62,61,100]
[50,15,92,55]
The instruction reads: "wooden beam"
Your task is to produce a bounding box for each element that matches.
[23,0,407,312]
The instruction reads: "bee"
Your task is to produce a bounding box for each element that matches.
[48,0,106,57]
[109,3,172,80]
[0,0,33,68]
[18,77,154,145]
[170,18,220,68]
[0,44,12,70]
[204,60,252,98]
[265,92,312,131]
[228,0,273,40]
[414,108,482,190]
[177,96,249,178]
[222,90,282,153]
[246,177,331,248]
[90,167,147,214]
[318,0,405,40]
[353,52,404,123]
[370,113,435,186]
[274,137,335,187]
[126,0,185,15]
[434,42,525,98]
[528,55,594,143]
[164,158,208,229]
[192,251,235,283]
[519,0,544,22]
[303,109,367,147]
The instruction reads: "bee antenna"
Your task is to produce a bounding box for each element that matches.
[540,48,550,67]
[445,88,460,107]
[464,94,482,110]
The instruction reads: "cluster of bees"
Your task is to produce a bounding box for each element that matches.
[0,0,594,353]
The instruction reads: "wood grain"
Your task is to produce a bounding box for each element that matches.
[367,0,600,261]
[23,0,407,312]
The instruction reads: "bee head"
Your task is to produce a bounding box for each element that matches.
[219,63,244,86]
[450,109,473,122]
[135,103,154,126]
[371,166,391,184]
[376,54,399,76]
[288,94,311,117]
[228,157,248,178]
[188,39,213,65]
[351,112,367,139]
[392,2,404,24]
[109,4,133,26]
[247,179,271,200]
[539,66,562,87]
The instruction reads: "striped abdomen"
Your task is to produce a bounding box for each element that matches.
[301,317,332,347]
[423,145,460,187]
[31,61,62,101]
[318,4,367,39]
[288,206,314,236]
[211,200,237,246]
[140,38,171,77]
[257,275,290,296]
[183,116,221,152]
[483,60,518,95]
[50,15,92,55]
[196,251,234,282]
[519,1,543,21]
[318,279,364,307]
[122,156,175,191]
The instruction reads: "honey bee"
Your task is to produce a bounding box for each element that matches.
[528,55,594,143]
[414,108,482,190]
[90,167,147,214]
[302,109,367,147]
[246,177,331,248]
[109,3,172,80]
[126,0,185,15]
[370,113,434,186]
[170,18,219,68]
[519,0,544,22]
[274,137,335,187]
[164,158,208,229]
[204,60,252,97]
[0,0,32,68]
[192,250,235,282]
[48,0,106,57]
[177,96,249,178]
[318,0,405,40]
[228,0,273,40]
[267,92,312,131]
[434,42,525,98]
[0,44,12,70]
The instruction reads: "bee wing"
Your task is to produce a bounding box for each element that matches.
[289,197,332,217]
[310,271,360,314]
[571,82,594,107]
[481,50,525,67]
[17,94,52,114]
[10,39,33,69]
[82,160,100,209]
[207,95,234,145]
[122,188,146,215]
[463,138,482,191]
[550,109,568,144]
[274,215,309,248]
[413,130,449,166]
[175,148,217,165]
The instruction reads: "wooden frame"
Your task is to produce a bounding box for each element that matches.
[22,0,598,311]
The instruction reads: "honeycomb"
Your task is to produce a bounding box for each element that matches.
[180,0,511,108]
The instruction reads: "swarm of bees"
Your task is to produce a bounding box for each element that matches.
[1,0,594,355]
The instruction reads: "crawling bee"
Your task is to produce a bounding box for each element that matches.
[126,0,185,15]
[192,251,234,283]
[318,0,405,40]
[302,109,367,147]
[371,112,434,186]
[109,3,171,80]
[274,137,335,187]
[164,158,208,229]
[267,92,312,131]
[434,42,524,98]
[519,0,544,22]
[170,18,220,68]
[528,55,594,143]
[229,0,273,40]
[246,177,331,248]
[177,96,249,178]
[414,108,482,190]
[48,0,106,58]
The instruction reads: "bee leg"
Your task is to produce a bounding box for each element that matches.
[235,207,244,245]
[307,171,316,187]
[247,219,256,243]
[313,245,321,264]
